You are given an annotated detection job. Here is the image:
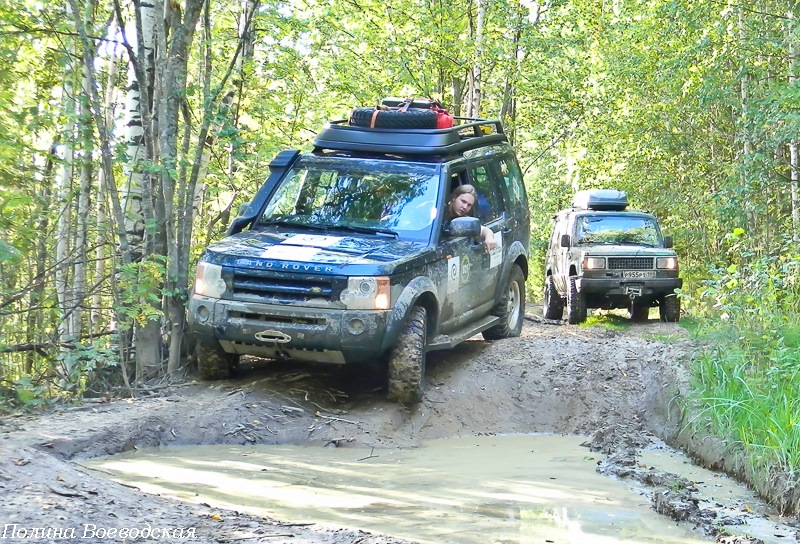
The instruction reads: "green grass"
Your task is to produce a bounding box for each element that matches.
[688,319,800,479]
[583,312,631,330]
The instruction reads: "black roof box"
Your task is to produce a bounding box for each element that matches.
[312,118,507,156]
[572,189,629,211]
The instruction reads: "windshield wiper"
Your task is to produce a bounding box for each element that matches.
[260,219,398,237]
[260,219,330,231]
[322,224,399,238]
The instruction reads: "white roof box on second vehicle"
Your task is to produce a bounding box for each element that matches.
[572,189,629,211]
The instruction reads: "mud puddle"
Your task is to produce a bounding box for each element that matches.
[79,433,785,544]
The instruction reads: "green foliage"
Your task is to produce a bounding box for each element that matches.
[689,241,800,477]
[116,257,167,326]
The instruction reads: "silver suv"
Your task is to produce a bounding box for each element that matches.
[543,189,682,324]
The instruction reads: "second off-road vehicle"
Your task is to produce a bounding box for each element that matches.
[188,102,530,403]
[543,189,681,324]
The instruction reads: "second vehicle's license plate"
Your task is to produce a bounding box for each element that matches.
[623,270,656,279]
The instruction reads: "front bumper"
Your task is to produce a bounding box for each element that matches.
[576,276,682,297]
[188,295,390,365]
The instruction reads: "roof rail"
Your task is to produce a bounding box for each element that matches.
[312,117,508,156]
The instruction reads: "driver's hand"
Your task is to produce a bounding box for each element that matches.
[484,240,497,251]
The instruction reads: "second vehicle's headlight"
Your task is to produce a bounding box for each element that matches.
[656,257,678,270]
[582,257,606,270]
[340,276,391,310]
[194,262,226,298]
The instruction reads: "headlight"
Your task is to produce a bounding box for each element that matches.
[656,257,678,270]
[194,262,226,298]
[582,257,606,270]
[340,276,391,310]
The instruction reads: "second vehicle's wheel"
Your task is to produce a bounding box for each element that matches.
[387,305,427,404]
[542,275,565,320]
[659,293,681,322]
[566,277,587,324]
[195,342,238,380]
[629,302,649,322]
[483,265,526,340]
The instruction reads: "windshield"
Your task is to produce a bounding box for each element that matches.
[575,214,661,246]
[258,157,440,242]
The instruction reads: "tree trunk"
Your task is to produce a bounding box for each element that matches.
[789,1,799,241]
[471,0,484,117]
[54,15,77,380]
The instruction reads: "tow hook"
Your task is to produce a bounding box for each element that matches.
[626,286,643,298]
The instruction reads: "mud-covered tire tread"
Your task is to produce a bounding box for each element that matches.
[566,277,587,324]
[543,275,564,320]
[629,303,649,322]
[484,265,526,340]
[350,107,439,129]
[660,294,681,322]
[387,305,427,404]
[196,342,236,380]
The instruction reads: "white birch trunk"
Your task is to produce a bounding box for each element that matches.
[55,21,77,371]
[122,0,156,260]
[471,0,484,118]
[72,54,94,342]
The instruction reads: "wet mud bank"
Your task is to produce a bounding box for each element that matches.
[642,350,800,520]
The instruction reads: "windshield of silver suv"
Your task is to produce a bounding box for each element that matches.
[575,214,661,246]
[258,156,440,243]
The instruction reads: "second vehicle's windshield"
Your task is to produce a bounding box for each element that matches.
[259,157,440,242]
[575,214,661,246]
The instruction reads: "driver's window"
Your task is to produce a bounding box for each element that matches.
[468,165,503,223]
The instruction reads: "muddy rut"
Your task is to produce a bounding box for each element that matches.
[0,312,795,543]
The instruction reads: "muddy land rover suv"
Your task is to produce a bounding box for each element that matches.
[543,189,681,324]
[188,113,530,403]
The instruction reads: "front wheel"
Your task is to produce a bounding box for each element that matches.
[566,277,587,324]
[659,294,681,322]
[543,275,564,320]
[387,305,427,404]
[484,265,526,340]
[195,342,238,380]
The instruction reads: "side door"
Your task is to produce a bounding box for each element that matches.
[438,165,502,332]
[464,162,505,310]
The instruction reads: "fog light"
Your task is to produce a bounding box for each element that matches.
[346,318,366,335]
[196,305,210,322]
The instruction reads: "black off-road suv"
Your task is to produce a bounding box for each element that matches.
[543,189,681,324]
[188,111,530,403]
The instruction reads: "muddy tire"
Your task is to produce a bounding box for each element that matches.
[195,342,237,380]
[629,302,649,322]
[387,305,427,404]
[566,277,587,324]
[542,275,564,320]
[659,293,680,322]
[484,265,526,340]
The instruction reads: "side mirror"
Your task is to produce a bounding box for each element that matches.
[663,235,673,248]
[560,234,571,247]
[445,217,482,238]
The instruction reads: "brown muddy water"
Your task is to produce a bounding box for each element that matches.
[83,434,792,544]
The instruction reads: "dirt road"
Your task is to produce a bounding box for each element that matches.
[0,312,793,543]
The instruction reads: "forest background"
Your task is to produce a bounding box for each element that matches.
[2,0,800,497]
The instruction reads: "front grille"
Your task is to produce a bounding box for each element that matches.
[229,269,343,303]
[608,257,653,270]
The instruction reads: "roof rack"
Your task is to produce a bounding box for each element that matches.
[572,189,629,211]
[312,118,508,156]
